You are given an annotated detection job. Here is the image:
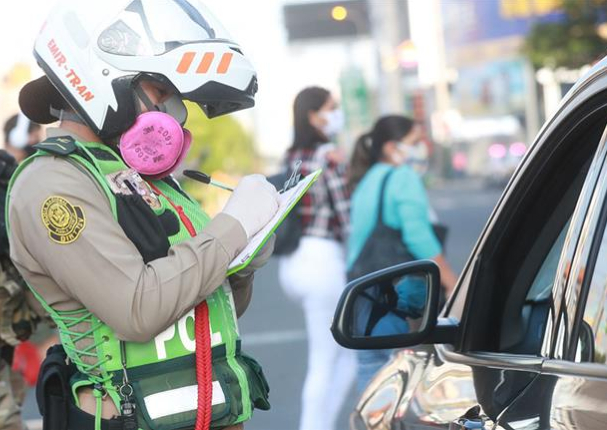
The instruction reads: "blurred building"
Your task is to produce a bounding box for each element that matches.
[282,0,376,154]
[281,0,418,156]
[437,0,569,180]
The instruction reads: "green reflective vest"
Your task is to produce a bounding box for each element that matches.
[7,139,269,430]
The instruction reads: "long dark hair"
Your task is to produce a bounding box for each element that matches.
[291,86,331,150]
[349,115,414,188]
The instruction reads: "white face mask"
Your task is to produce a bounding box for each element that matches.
[319,109,345,139]
[394,141,429,174]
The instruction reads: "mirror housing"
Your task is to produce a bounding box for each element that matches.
[332,260,447,349]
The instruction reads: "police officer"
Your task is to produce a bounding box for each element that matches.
[7,1,279,430]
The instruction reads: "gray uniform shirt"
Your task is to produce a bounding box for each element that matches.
[8,148,252,343]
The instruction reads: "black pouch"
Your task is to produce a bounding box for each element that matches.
[67,401,125,430]
[36,344,76,430]
[115,195,171,264]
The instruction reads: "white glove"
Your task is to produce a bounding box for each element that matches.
[222,174,279,239]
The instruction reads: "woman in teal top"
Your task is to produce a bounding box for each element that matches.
[348,163,440,267]
[348,115,457,392]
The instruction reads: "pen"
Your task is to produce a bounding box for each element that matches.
[183,170,235,192]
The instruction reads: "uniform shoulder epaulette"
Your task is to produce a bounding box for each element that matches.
[33,136,78,156]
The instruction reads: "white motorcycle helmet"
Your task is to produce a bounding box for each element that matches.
[19,0,258,139]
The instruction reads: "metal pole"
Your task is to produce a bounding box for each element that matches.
[368,0,404,113]
[432,0,451,144]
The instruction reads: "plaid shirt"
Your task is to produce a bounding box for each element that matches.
[286,144,350,242]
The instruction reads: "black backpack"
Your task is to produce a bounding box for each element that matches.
[347,170,414,281]
[267,164,303,256]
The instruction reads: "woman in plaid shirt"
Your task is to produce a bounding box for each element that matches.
[278,87,355,430]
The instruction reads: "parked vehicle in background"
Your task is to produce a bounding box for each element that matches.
[332,56,607,429]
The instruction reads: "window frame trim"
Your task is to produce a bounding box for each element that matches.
[542,358,607,379]
[563,125,607,361]
[436,344,544,373]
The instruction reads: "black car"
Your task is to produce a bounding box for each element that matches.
[332,60,607,430]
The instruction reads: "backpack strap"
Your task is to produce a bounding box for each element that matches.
[376,168,396,227]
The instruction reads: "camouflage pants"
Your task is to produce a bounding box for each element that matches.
[0,358,25,430]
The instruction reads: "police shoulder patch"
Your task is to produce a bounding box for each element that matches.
[41,196,86,244]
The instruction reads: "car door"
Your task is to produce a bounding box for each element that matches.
[390,86,607,430]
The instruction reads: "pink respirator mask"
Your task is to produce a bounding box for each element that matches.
[119,111,191,180]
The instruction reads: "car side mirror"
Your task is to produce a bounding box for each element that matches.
[331,260,443,349]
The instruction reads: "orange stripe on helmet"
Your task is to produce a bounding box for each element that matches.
[216,53,233,74]
[176,52,196,74]
[196,53,215,74]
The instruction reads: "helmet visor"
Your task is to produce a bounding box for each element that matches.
[98,0,233,56]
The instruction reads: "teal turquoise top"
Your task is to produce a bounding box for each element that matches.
[347,163,441,269]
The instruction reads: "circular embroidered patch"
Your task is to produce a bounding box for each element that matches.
[41,196,86,244]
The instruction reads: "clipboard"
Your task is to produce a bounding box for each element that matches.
[227,169,322,276]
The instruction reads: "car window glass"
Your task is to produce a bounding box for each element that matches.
[576,227,607,363]
[496,164,588,355]
[526,220,570,302]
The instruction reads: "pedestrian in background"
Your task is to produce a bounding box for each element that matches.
[0,114,45,430]
[3,113,42,163]
[278,86,355,430]
[348,115,458,392]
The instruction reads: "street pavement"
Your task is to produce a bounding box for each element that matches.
[23,178,503,430]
